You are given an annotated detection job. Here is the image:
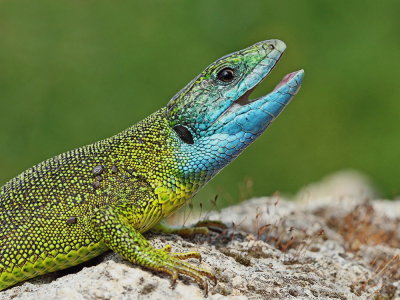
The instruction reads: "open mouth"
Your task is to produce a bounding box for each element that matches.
[234,70,303,107]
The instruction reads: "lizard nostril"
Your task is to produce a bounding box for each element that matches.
[267,44,275,51]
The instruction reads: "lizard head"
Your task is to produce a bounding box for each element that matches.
[166,40,304,176]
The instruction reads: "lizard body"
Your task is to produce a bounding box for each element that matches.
[0,40,304,294]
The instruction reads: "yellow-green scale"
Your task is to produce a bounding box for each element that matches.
[0,108,205,290]
[0,242,107,290]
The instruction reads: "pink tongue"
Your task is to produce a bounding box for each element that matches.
[273,71,298,91]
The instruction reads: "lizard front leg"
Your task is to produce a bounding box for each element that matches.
[90,202,216,296]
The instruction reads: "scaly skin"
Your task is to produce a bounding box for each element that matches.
[0,39,304,295]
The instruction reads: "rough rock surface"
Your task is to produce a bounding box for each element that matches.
[1,171,399,300]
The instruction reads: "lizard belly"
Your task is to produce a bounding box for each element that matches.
[0,241,107,291]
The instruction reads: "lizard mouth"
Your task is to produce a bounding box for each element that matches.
[234,70,303,107]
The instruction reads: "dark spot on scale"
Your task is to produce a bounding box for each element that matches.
[111,165,118,174]
[92,165,104,176]
[127,168,136,175]
[92,181,100,189]
[66,216,78,224]
[136,174,147,182]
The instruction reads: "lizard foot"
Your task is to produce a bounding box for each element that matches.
[151,246,216,297]
[192,220,227,234]
[175,220,228,237]
[152,220,228,238]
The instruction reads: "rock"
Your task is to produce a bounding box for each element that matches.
[295,169,377,203]
[1,172,399,300]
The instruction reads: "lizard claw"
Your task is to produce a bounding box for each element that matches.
[169,270,178,289]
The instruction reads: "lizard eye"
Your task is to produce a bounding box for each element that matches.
[173,125,194,144]
[217,67,235,83]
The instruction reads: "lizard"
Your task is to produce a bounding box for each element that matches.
[0,39,304,295]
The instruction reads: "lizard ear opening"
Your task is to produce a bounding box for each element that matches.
[173,125,194,144]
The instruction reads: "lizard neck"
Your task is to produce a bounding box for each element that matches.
[108,108,211,217]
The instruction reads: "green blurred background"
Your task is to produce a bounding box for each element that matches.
[1,0,400,207]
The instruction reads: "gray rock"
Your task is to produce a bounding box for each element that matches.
[1,171,399,299]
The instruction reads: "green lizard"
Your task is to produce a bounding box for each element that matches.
[0,40,304,295]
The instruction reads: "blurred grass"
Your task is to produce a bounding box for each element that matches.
[1,0,400,208]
